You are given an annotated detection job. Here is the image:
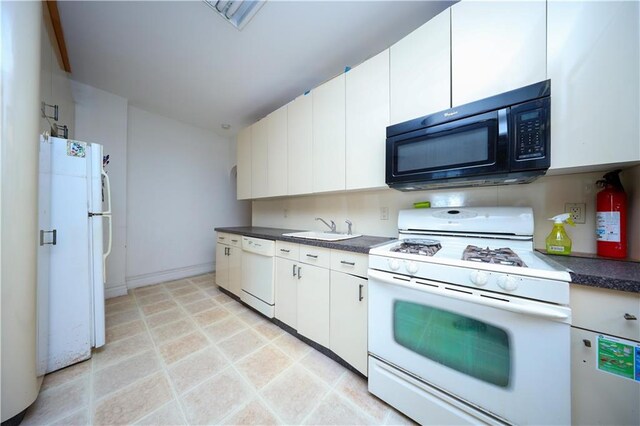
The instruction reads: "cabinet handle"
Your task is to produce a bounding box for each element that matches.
[280,249,290,253]
[219,237,226,240]
[583,339,591,348]
[292,264,297,277]
[624,313,637,321]
[231,239,238,243]
[358,284,364,301]
[340,260,355,266]
[226,247,230,256]
[298,267,302,279]
[306,254,318,259]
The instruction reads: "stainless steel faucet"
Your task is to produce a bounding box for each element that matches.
[315,217,336,233]
[345,219,353,235]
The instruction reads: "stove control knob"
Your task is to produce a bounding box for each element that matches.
[406,261,419,275]
[470,270,489,286]
[388,259,400,271]
[497,275,518,291]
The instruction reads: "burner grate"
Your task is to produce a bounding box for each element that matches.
[391,239,442,256]
[462,245,527,267]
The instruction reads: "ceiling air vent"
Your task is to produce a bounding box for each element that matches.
[203,0,266,30]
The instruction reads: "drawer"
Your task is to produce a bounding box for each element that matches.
[217,232,231,244]
[330,250,369,278]
[571,285,640,342]
[217,232,241,247]
[299,245,331,269]
[276,241,299,260]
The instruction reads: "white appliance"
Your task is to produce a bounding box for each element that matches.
[240,236,275,317]
[368,207,572,425]
[37,135,112,374]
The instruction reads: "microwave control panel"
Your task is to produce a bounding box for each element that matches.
[514,108,545,160]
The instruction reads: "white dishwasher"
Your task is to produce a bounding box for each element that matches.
[241,236,275,318]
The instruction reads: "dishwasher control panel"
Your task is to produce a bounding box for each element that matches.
[242,236,275,256]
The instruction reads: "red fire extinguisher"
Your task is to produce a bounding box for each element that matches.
[596,170,627,258]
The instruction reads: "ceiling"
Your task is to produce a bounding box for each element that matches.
[59,1,453,138]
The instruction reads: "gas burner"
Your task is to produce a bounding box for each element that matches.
[391,239,442,256]
[462,245,527,267]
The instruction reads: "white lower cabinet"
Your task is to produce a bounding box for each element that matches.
[296,262,331,348]
[275,257,298,329]
[215,233,241,296]
[330,271,367,375]
[570,285,640,425]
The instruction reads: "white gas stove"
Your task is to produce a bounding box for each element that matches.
[367,207,572,425]
[370,206,571,304]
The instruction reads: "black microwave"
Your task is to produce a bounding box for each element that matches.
[386,80,551,191]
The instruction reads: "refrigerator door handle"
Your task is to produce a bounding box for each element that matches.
[102,170,112,215]
[101,170,113,284]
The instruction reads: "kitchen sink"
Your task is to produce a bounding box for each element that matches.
[282,231,361,241]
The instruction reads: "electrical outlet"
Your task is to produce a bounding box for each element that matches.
[564,203,586,224]
[380,207,389,220]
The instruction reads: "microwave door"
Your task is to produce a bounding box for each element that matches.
[386,110,508,184]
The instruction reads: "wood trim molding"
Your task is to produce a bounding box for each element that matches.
[45,0,71,73]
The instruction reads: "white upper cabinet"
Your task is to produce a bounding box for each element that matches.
[251,119,269,198]
[346,50,390,190]
[236,126,252,200]
[451,1,546,106]
[548,1,640,171]
[267,105,288,196]
[312,74,346,193]
[390,8,451,125]
[287,94,313,196]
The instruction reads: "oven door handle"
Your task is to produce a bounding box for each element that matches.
[368,270,570,322]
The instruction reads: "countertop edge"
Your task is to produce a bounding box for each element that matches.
[215,226,395,254]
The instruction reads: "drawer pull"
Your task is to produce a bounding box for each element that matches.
[219,237,225,240]
[306,254,318,259]
[340,260,355,266]
[358,284,364,301]
[231,239,238,243]
[280,249,291,253]
[624,313,637,321]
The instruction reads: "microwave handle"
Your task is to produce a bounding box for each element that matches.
[497,108,509,145]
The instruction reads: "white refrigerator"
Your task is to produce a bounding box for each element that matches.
[37,135,112,374]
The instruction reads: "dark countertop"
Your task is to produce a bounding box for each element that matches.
[215,226,395,254]
[538,250,640,294]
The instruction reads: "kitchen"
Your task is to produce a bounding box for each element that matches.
[1,0,639,425]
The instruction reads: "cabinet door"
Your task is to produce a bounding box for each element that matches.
[236,126,252,200]
[312,74,346,193]
[390,8,451,124]
[227,246,242,297]
[287,94,313,195]
[571,328,639,425]
[296,263,330,347]
[548,1,640,171]
[267,105,288,196]
[215,243,229,290]
[275,257,298,329]
[330,271,367,375]
[346,50,389,190]
[451,1,546,106]
[251,119,269,198]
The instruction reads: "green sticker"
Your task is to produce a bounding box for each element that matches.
[597,335,635,380]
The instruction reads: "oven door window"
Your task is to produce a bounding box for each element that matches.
[393,300,511,388]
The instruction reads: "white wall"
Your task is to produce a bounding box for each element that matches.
[126,106,250,288]
[71,81,129,298]
[253,166,640,259]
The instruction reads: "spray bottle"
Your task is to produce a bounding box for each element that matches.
[546,213,575,255]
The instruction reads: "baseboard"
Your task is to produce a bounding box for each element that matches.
[105,284,128,299]
[126,262,214,290]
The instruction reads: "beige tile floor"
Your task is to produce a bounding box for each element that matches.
[23,273,414,425]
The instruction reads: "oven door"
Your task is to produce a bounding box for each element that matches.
[368,269,571,425]
[386,110,509,186]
